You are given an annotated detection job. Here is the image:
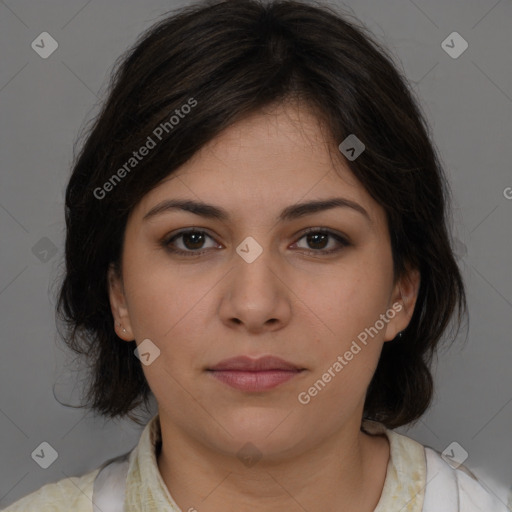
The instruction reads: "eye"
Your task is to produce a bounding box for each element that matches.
[162,229,220,256]
[161,227,350,257]
[293,227,350,255]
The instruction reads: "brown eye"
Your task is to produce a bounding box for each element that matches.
[294,228,350,255]
[162,227,350,258]
[163,229,219,256]
[304,232,329,250]
[180,231,207,250]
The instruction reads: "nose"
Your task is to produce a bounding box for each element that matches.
[218,244,293,334]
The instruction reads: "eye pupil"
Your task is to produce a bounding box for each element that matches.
[308,232,328,249]
[183,231,205,249]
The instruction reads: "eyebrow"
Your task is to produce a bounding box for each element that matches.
[143,197,371,224]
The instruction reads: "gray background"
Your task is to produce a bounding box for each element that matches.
[1,0,511,509]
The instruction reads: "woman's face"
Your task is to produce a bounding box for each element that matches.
[108,102,419,458]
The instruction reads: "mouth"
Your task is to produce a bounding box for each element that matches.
[206,355,306,392]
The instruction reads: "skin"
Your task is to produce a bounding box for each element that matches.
[108,101,420,512]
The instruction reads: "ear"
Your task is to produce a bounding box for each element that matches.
[107,263,134,341]
[383,265,421,342]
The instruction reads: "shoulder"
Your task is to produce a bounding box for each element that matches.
[372,421,509,512]
[423,446,509,512]
[1,467,100,512]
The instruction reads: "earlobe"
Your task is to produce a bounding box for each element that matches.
[384,266,421,342]
[107,263,134,341]
[116,322,128,334]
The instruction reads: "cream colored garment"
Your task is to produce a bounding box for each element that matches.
[1,413,434,512]
[1,467,100,511]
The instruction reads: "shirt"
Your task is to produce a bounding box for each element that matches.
[2,413,508,511]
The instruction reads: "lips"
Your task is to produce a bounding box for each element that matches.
[208,355,303,372]
[207,356,305,392]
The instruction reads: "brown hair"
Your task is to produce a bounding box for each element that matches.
[55,0,467,428]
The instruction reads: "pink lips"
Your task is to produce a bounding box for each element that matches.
[207,356,305,392]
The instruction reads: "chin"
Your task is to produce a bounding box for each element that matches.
[221,409,305,448]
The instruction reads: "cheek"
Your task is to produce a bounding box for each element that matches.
[309,255,392,341]
[122,266,224,399]
[122,244,215,339]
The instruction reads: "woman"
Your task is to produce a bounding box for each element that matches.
[4,0,508,510]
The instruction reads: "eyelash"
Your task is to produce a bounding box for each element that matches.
[161,227,350,257]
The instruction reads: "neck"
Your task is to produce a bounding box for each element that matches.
[156,414,389,512]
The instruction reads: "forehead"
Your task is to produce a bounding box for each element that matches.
[173,103,348,184]
[130,103,382,227]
